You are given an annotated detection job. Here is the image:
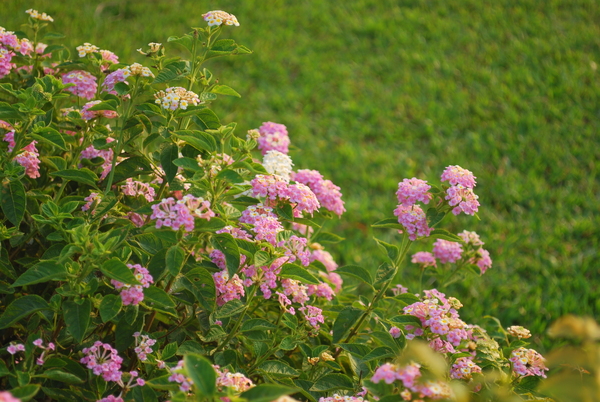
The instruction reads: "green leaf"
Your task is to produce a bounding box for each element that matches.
[30,127,67,150]
[111,156,153,184]
[371,218,404,230]
[394,293,420,304]
[153,61,189,84]
[101,258,141,286]
[63,299,91,343]
[211,233,240,278]
[12,261,67,287]
[36,369,84,384]
[310,373,354,392]
[160,144,179,184]
[86,100,118,112]
[279,264,321,285]
[426,207,446,227]
[50,169,99,188]
[258,360,299,377]
[279,336,298,351]
[253,250,270,267]
[210,85,241,97]
[184,354,216,397]
[172,157,202,172]
[99,294,122,322]
[215,299,245,318]
[215,168,245,183]
[332,307,363,343]
[361,347,394,362]
[161,342,178,360]
[43,156,67,171]
[10,384,40,401]
[195,217,227,232]
[166,245,185,276]
[241,318,277,332]
[144,286,176,309]
[389,315,422,326]
[240,384,297,402]
[173,130,217,153]
[374,263,396,285]
[311,232,344,244]
[429,229,464,242]
[275,204,294,221]
[335,265,373,286]
[0,179,26,227]
[0,295,49,329]
[167,34,194,52]
[374,237,399,264]
[191,109,220,130]
[336,343,370,357]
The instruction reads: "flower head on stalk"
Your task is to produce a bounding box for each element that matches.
[62,70,97,100]
[26,9,54,22]
[154,87,200,110]
[257,122,290,155]
[202,10,240,27]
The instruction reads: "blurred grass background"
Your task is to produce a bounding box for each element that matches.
[4,0,600,351]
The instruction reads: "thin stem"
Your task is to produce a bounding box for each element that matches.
[212,284,256,355]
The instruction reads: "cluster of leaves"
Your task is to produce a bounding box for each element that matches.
[0,10,576,402]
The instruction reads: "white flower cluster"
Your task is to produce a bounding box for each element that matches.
[154,87,200,111]
[26,9,54,22]
[76,42,99,57]
[202,10,240,27]
[263,150,294,181]
[124,63,154,78]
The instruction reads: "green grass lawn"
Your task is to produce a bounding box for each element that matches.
[4,0,600,351]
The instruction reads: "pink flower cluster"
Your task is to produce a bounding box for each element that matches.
[250,175,320,215]
[168,360,193,392]
[441,165,479,216]
[150,195,214,232]
[121,178,156,202]
[394,204,431,241]
[372,362,452,400]
[82,192,102,215]
[393,176,433,241]
[80,341,123,383]
[212,268,245,306]
[299,305,325,330]
[0,27,35,78]
[62,70,98,100]
[102,68,128,95]
[257,122,290,155]
[111,264,153,306]
[81,100,118,121]
[411,251,437,268]
[432,239,463,264]
[0,391,20,402]
[80,137,115,180]
[33,338,55,365]
[97,396,123,402]
[311,248,343,293]
[215,366,254,392]
[292,169,345,216]
[14,141,41,179]
[510,347,548,378]
[6,343,24,355]
[133,332,156,361]
[396,178,432,206]
[450,357,482,380]
[240,203,283,240]
[4,130,41,179]
[459,230,492,274]
[403,289,472,352]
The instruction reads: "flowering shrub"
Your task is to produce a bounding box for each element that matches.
[0,8,565,402]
